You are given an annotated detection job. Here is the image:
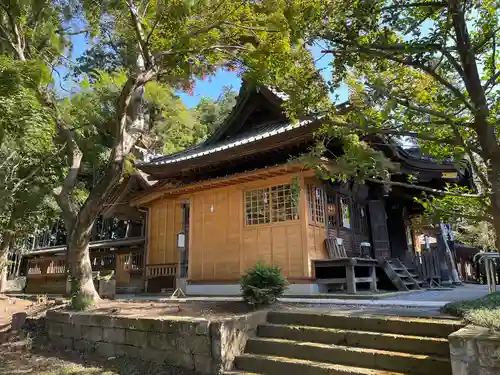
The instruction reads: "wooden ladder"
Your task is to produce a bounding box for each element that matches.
[383,258,425,291]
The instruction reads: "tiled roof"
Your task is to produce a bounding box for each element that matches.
[137,119,315,167]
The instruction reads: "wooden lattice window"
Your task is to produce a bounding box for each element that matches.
[354,204,369,235]
[326,191,338,228]
[245,187,270,225]
[307,185,326,224]
[245,184,298,225]
[271,184,299,222]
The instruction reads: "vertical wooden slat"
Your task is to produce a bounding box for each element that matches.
[299,175,309,277]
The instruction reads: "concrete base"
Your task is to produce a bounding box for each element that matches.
[176,278,188,293]
[449,325,500,375]
[186,283,320,296]
[5,277,26,292]
[46,308,268,374]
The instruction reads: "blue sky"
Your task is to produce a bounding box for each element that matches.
[61,36,347,107]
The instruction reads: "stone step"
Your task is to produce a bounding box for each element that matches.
[245,337,451,375]
[267,311,462,338]
[235,354,413,375]
[258,324,449,357]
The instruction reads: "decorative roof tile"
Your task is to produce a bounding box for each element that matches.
[136,119,315,167]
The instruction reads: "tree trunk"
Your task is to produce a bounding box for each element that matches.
[488,162,500,250]
[0,229,14,293]
[68,227,100,302]
[0,251,8,293]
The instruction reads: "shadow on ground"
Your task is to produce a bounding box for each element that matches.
[0,315,199,375]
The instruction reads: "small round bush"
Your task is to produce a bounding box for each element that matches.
[240,261,288,306]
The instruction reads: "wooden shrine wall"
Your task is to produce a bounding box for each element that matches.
[147,198,183,266]
[185,174,308,281]
[307,224,328,274]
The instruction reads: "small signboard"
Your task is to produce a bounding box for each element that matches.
[177,232,186,248]
[442,172,458,179]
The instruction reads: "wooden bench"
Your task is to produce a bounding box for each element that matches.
[313,238,378,294]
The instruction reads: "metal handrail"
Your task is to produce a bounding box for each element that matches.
[473,252,500,293]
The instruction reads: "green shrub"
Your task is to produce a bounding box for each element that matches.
[240,261,288,306]
[71,294,95,311]
[442,292,500,330]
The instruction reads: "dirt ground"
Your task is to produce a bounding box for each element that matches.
[0,296,256,375]
[85,299,255,318]
[0,295,33,328]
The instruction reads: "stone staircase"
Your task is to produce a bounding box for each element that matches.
[228,311,463,375]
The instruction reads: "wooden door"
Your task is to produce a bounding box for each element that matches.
[115,254,130,286]
[368,200,391,259]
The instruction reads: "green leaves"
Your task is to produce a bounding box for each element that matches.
[240,261,289,306]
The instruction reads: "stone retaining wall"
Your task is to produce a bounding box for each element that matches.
[449,325,500,375]
[46,309,267,374]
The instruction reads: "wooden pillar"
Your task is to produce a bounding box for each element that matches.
[346,264,356,294]
[369,264,378,292]
[299,175,310,278]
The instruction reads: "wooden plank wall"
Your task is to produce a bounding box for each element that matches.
[185,174,308,281]
[147,199,182,265]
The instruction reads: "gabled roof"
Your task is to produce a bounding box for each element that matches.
[136,80,472,188]
[136,82,296,176]
[101,171,153,218]
[141,119,314,167]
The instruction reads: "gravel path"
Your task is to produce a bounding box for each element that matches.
[384,284,489,302]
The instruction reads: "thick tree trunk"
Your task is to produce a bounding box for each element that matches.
[487,162,500,250]
[449,1,500,249]
[0,229,14,293]
[68,227,100,302]
[0,250,8,293]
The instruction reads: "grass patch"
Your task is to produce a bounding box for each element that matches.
[442,292,500,330]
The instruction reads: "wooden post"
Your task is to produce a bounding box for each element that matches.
[346,264,356,294]
[369,263,378,292]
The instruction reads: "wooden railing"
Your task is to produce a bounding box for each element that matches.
[91,254,115,272]
[28,258,66,276]
[47,260,65,274]
[146,263,177,278]
[27,262,42,275]
[122,253,144,272]
[405,251,441,285]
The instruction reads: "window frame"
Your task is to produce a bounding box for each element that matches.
[307,184,326,225]
[244,183,299,226]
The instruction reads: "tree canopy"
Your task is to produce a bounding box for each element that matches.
[259,0,500,249]
[0,0,307,301]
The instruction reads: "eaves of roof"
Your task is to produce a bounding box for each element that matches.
[136,119,315,169]
[23,237,145,258]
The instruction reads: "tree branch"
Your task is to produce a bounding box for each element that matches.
[0,3,25,60]
[0,151,17,170]
[321,158,482,198]
[382,2,447,10]
[56,28,91,37]
[449,124,490,190]
[364,177,482,198]
[322,42,474,112]
[11,164,42,194]
[154,44,249,59]
[327,120,462,146]
[364,82,455,121]
[126,0,153,68]
[222,21,279,32]
[484,71,500,92]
